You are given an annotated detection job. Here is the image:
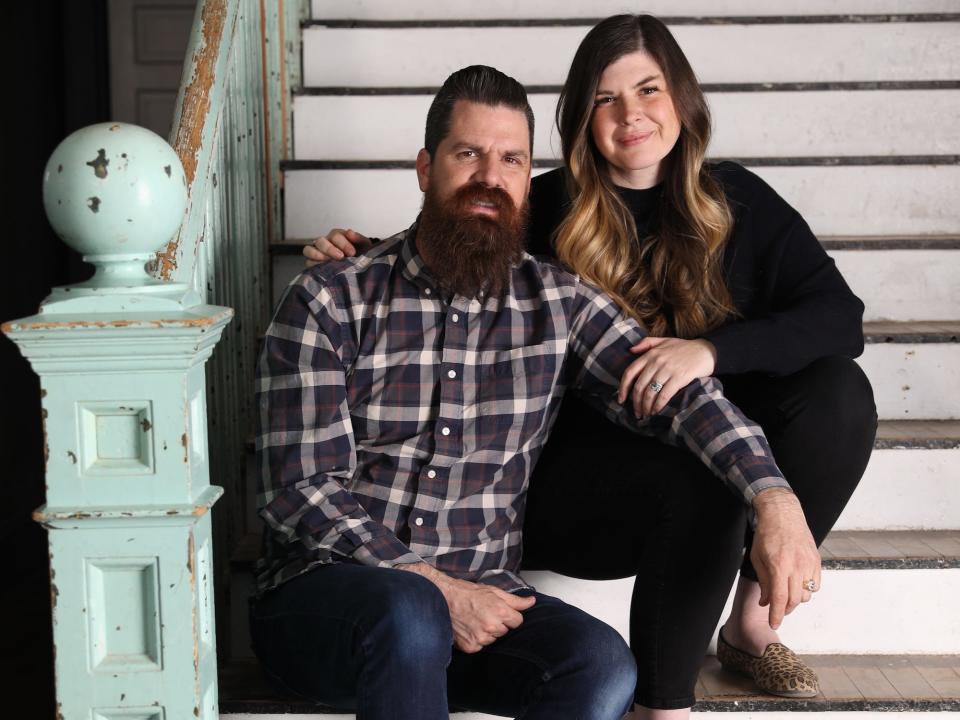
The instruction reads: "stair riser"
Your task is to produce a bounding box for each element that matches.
[836,449,960,531]
[832,251,960,323]
[312,0,959,19]
[293,91,960,161]
[525,569,960,655]
[858,345,960,420]
[283,166,960,240]
[302,24,959,87]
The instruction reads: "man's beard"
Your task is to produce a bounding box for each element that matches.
[416,181,528,299]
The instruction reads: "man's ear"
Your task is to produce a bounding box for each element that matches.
[416,148,431,192]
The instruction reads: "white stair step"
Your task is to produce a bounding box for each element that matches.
[836,421,960,531]
[312,0,959,20]
[302,22,959,87]
[527,529,960,655]
[859,323,960,420]
[292,90,960,161]
[283,164,960,241]
[828,246,960,323]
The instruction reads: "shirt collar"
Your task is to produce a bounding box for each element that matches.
[398,218,440,294]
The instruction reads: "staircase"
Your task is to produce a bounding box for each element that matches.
[223,1,960,717]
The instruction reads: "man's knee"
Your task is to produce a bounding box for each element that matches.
[359,569,453,664]
[564,615,637,718]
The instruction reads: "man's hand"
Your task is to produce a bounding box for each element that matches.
[303,228,371,266]
[399,563,536,653]
[617,337,717,418]
[750,488,821,630]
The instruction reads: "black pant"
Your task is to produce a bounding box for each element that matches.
[521,355,877,708]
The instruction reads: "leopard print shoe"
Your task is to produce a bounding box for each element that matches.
[717,629,820,697]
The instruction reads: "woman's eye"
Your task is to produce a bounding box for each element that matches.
[594,96,615,107]
[641,86,659,95]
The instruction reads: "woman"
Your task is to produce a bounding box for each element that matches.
[305,14,877,717]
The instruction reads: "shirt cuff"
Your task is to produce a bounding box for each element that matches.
[349,532,424,569]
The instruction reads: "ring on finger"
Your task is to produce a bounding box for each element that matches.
[803,579,818,592]
[649,381,664,394]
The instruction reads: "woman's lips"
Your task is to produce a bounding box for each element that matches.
[619,131,654,146]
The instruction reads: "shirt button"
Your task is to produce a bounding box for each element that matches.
[447,370,457,379]
[425,287,432,296]
[452,313,459,322]
[414,517,424,527]
[427,469,437,479]
[441,426,451,436]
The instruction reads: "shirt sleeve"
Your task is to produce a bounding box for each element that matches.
[565,280,791,506]
[703,165,865,376]
[255,277,423,568]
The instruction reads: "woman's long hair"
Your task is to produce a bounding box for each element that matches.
[554,14,736,338]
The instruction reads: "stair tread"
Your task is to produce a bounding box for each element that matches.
[218,655,960,714]
[876,419,960,448]
[864,320,960,337]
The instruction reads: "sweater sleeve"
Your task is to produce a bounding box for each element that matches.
[703,164,865,376]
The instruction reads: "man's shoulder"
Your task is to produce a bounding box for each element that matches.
[513,251,579,294]
[288,229,408,306]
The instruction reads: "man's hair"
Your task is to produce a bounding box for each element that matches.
[424,65,535,156]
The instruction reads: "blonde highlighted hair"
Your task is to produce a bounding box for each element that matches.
[554,14,736,338]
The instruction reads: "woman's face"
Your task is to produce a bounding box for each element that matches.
[590,50,681,189]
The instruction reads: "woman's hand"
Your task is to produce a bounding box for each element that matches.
[303,228,371,267]
[617,337,718,417]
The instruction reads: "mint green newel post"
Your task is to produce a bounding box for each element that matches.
[2,123,232,719]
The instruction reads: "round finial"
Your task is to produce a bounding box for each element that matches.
[42,122,188,288]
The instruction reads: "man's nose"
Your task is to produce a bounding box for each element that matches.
[471,155,503,188]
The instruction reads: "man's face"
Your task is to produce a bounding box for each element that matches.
[416,100,532,215]
[414,100,533,298]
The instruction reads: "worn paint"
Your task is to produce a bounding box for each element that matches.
[87,196,101,213]
[182,432,189,463]
[86,149,109,179]
[4,310,232,332]
[66,451,77,464]
[140,418,153,432]
[158,0,230,280]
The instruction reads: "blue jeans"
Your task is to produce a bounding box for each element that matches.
[249,563,636,720]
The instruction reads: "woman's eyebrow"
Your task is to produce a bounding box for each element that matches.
[595,74,661,95]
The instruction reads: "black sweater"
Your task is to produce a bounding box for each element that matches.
[527,163,865,376]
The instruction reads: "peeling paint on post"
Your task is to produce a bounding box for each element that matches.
[157,0,233,282]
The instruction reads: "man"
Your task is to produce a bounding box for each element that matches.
[253,65,819,720]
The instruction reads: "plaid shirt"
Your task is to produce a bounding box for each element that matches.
[255,224,789,595]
